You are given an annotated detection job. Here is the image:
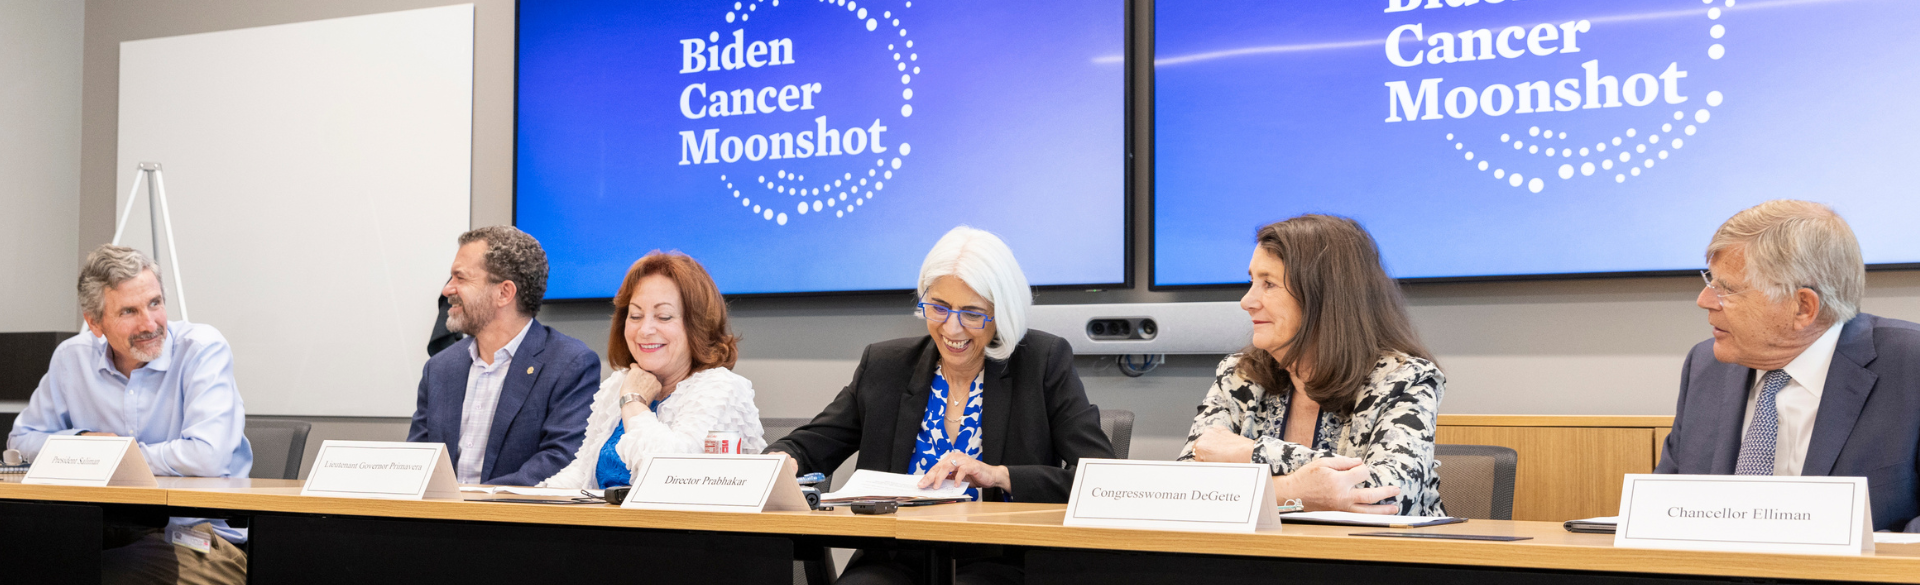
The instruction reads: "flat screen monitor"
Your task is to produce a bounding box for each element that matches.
[517,0,1128,298]
[1153,0,1920,287]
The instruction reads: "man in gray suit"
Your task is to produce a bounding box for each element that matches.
[1658,200,1920,532]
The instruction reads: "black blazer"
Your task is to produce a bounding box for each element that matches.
[1657,313,1920,532]
[767,329,1114,503]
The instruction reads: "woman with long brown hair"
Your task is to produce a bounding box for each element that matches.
[1178,214,1446,516]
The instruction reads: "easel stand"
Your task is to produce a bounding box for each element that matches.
[110,162,191,322]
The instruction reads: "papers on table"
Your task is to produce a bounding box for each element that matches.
[1874,532,1920,545]
[819,470,971,503]
[460,486,603,498]
[1563,516,1619,534]
[1281,511,1464,528]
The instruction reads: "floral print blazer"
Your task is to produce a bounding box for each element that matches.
[1177,351,1447,516]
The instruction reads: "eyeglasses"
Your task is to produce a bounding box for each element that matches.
[1700,269,1752,307]
[917,302,994,329]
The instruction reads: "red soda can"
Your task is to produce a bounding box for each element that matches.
[704,431,741,454]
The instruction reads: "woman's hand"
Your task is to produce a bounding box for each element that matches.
[1191,426,1256,463]
[915,451,1011,493]
[619,366,664,420]
[1274,456,1400,514]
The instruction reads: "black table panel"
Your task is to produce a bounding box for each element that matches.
[249,513,794,584]
[1025,548,1842,585]
[1,500,103,585]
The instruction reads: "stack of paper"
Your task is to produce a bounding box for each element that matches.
[1282,511,1465,528]
[460,486,603,498]
[1873,532,1920,545]
[1563,516,1619,534]
[819,470,971,503]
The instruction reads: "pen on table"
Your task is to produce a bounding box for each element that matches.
[797,472,827,486]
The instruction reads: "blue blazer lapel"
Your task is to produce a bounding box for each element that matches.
[979,358,1012,466]
[891,340,939,473]
[1804,315,1878,477]
[1707,364,1754,475]
[483,321,549,480]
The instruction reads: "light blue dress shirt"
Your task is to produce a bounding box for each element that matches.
[7,321,254,542]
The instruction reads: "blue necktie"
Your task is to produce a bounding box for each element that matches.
[1736,369,1792,476]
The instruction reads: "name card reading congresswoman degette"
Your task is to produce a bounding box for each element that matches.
[622,454,809,513]
[22,435,158,487]
[1064,459,1280,533]
[1615,474,1873,555]
[300,440,458,500]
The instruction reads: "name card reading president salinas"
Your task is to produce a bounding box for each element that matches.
[301,440,457,500]
[1065,459,1279,533]
[623,454,808,513]
[22,435,158,487]
[1616,474,1872,555]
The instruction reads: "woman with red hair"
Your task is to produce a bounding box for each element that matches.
[539,251,765,489]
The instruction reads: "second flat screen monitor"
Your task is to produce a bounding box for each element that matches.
[517,0,1127,298]
[1154,0,1920,286]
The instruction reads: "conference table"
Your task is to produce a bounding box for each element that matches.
[6,475,1920,584]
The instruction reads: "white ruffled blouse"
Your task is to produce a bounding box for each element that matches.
[537,366,767,489]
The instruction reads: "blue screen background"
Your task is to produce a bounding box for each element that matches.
[1154,0,1920,286]
[517,0,1126,298]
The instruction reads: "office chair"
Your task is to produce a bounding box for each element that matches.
[1433,444,1518,520]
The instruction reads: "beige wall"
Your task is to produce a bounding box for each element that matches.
[0,0,82,332]
[66,0,1920,463]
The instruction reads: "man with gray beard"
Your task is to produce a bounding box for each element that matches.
[408,226,598,486]
[8,244,253,584]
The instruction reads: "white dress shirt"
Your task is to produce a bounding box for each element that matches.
[457,320,532,484]
[1739,323,1844,476]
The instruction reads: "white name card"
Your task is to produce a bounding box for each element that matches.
[622,454,808,513]
[301,440,457,500]
[1064,459,1279,533]
[22,435,157,487]
[1616,474,1873,555]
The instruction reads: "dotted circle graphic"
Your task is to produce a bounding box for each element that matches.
[1445,0,1728,193]
[710,0,917,225]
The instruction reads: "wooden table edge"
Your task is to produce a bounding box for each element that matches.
[163,490,903,538]
[892,516,1920,584]
[0,483,169,505]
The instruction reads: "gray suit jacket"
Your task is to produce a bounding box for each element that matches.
[1657,313,1920,532]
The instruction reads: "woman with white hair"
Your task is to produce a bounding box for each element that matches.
[766,226,1113,585]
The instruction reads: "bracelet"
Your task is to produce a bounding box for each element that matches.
[619,393,645,407]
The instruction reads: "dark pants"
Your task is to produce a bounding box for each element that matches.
[101,521,247,585]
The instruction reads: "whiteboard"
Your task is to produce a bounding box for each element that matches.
[116,5,473,416]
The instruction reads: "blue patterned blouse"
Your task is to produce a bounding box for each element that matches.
[909,366,985,500]
[594,398,662,489]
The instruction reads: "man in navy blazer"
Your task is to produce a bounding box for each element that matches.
[1658,200,1920,532]
[409,226,598,486]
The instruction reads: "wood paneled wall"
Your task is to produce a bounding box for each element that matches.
[1436,415,1673,522]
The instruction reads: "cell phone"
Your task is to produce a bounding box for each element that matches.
[850,501,899,515]
[1349,531,1531,542]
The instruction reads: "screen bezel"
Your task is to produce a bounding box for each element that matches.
[512,0,1138,301]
